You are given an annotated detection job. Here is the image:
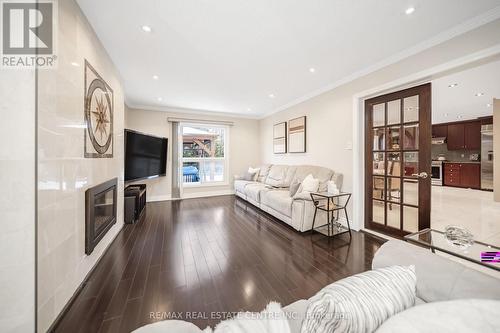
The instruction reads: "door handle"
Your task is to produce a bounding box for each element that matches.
[412,172,429,179]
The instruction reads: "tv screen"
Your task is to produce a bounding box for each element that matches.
[125,129,168,182]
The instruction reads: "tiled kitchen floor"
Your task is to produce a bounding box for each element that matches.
[431,186,500,246]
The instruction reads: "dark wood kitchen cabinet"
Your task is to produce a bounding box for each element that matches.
[446,123,465,150]
[432,124,448,138]
[446,120,481,150]
[464,121,481,150]
[443,163,480,189]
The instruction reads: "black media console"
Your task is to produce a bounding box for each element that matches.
[124,184,146,224]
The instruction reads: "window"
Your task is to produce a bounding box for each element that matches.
[181,123,228,186]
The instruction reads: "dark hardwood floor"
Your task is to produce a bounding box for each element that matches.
[54,195,385,332]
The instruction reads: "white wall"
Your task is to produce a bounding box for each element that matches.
[259,19,500,230]
[37,0,125,331]
[125,107,261,200]
[0,71,36,331]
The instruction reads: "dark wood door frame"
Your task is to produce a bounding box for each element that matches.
[364,83,432,238]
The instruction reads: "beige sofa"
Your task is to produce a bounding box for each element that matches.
[234,164,342,232]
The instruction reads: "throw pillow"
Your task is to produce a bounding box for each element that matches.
[248,167,260,181]
[242,171,257,181]
[300,174,320,193]
[289,180,301,197]
[301,265,416,333]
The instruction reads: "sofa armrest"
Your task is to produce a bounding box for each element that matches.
[373,240,500,303]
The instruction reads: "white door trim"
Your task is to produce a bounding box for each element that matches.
[351,44,500,232]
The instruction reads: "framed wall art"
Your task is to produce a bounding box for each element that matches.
[288,116,306,153]
[84,60,114,158]
[273,122,287,154]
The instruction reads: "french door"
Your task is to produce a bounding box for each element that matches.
[365,83,431,237]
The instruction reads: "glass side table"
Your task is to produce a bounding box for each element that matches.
[404,228,500,272]
[310,192,352,239]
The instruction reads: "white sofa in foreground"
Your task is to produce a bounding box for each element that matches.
[234,164,343,232]
[134,240,500,333]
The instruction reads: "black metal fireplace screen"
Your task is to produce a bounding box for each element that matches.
[85,178,118,255]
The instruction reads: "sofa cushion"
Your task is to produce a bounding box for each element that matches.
[293,165,334,192]
[265,165,297,187]
[372,240,500,302]
[261,190,293,217]
[234,179,255,193]
[375,299,500,333]
[244,183,269,202]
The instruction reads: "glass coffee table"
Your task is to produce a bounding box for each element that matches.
[404,228,500,272]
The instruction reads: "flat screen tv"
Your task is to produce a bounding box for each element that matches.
[125,129,168,182]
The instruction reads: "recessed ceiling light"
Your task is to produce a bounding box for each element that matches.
[444,113,449,117]
[448,83,458,88]
[157,97,163,102]
[247,108,252,112]
[70,62,79,67]
[268,93,275,98]
[457,115,463,119]
[405,7,415,15]
[152,75,159,80]
[475,92,484,97]
[487,103,492,107]
[309,67,316,73]
[141,25,152,33]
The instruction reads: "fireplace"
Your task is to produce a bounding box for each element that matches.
[85,178,118,255]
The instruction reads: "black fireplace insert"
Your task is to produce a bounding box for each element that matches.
[85,178,118,255]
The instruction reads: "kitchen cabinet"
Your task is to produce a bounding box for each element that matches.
[443,163,480,189]
[464,121,481,150]
[447,124,465,150]
[432,124,447,138]
[446,120,481,150]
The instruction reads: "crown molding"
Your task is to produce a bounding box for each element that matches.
[258,5,500,119]
[125,102,261,120]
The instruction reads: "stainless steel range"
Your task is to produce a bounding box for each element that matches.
[431,160,444,186]
[481,124,493,190]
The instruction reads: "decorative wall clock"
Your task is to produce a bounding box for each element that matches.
[84,60,114,158]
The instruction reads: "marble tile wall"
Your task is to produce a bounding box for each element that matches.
[37,0,125,331]
[0,70,36,331]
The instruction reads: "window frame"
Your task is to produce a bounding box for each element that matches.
[179,122,229,187]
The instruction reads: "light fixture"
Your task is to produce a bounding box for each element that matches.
[70,62,80,67]
[152,75,159,80]
[247,107,252,112]
[268,93,275,98]
[309,67,316,73]
[444,113,449,117]
[448,83,458,88]
[457,115,463,119]
[475,92,484,97]
[405,7,415,15]
[487,103,492,107]
[141,25,152,33]
[157,97,163,102]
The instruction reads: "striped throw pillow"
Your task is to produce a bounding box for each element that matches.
[301,265,416,333]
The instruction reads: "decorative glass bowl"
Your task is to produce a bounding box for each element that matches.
[444,225,474,250]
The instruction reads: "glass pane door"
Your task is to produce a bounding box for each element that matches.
[365,84,431,237]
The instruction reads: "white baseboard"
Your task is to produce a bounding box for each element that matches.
[181,189,235,199]
[147,195,171,202]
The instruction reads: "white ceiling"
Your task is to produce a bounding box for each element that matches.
[77,0,500,117]
[432,59,500,124]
